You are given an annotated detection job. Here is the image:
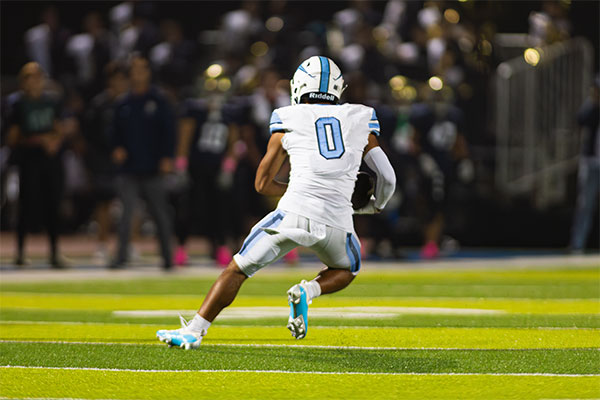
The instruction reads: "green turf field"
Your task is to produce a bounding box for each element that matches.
[1,264,599,399]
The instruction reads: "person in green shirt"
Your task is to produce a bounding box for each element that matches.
[6,62,66,268]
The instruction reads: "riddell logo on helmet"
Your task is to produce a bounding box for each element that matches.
[308,92,336,101]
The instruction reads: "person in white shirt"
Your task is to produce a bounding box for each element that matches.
[157,56,396,349]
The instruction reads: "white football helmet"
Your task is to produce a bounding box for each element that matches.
[290,56,346,105]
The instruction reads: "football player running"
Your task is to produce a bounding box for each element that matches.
[157,56,396,349]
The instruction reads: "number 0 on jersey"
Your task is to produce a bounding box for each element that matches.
[315,117,345,159]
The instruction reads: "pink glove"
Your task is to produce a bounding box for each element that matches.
[175,157,188,172]
[221,156,237,173]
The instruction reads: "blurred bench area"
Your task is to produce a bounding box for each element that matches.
[1,1,598,268]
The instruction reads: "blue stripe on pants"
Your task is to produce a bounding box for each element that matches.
[346,233,361,273]
[239,211,285,256]
[350,234,361,273]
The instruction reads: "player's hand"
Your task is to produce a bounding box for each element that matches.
[112,147,128,164]
[44,137,62,156]
[159,158,173,174]
[36,135,61,156]
[174,157,188,172]
[457,158,474,183]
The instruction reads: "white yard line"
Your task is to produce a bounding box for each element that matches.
[0,254,598,282]
[0,398,120,400]
[1,291,595,302]
[2,320,599,331]
[113,306,507,319]
[0,365,597,377]
[1,320,166,327]
[1,339,598,351]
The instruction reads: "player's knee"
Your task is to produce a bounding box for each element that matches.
[225,260,248,279]
[322,267,355,284]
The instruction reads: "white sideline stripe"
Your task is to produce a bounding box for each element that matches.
[113,306,507,319]
[0,398,120,400]
[2,340,599,351]
[2,321,599,331]
[0,396,592,400]
[1,320,165,327]
[4,291,594,302]
[1,365,597,377]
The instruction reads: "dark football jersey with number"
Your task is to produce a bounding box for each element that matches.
[9,92,61,137]
[179,98,241,169]
[409,103,464,173]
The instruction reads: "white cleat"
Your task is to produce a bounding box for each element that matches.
[287,281,310,340]
[287,315,306,339]
[156,315,206,350]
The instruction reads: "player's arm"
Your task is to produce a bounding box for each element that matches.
[175,117,196,170]
[360,134,396,213]
[43,119,66,155]
[255,131,288,196]
[6,124,21,147]
[21,119,64,155]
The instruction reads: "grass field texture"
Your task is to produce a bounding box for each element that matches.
[1,263,599,399]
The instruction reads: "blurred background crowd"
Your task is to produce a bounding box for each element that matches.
[1,0,598,269]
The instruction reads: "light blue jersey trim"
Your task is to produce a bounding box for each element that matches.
[369,109,380,136]
[269,111,282,125]
[269,111,284,134]
[318,56,330,93]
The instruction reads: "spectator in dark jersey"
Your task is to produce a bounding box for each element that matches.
[6,62,66,268]
[109,55,175,270]
[409,101,472,259]
[173,93,238,266]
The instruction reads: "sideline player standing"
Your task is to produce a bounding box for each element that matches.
[109,56,175,270]
[157,56,396,349]
[6,62,66,268]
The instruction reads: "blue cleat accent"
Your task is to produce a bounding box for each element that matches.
[156,316,205,350]
[287,282,310,339]
[168,333,202,348]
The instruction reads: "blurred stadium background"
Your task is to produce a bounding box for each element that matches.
[1,0,599,267]
[1,3,599,399]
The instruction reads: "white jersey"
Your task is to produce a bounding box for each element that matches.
[269,103,380,231]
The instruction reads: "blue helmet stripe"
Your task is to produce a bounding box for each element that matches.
[319,56,330,93]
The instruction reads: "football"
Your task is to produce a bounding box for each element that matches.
[351,171,375,209]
